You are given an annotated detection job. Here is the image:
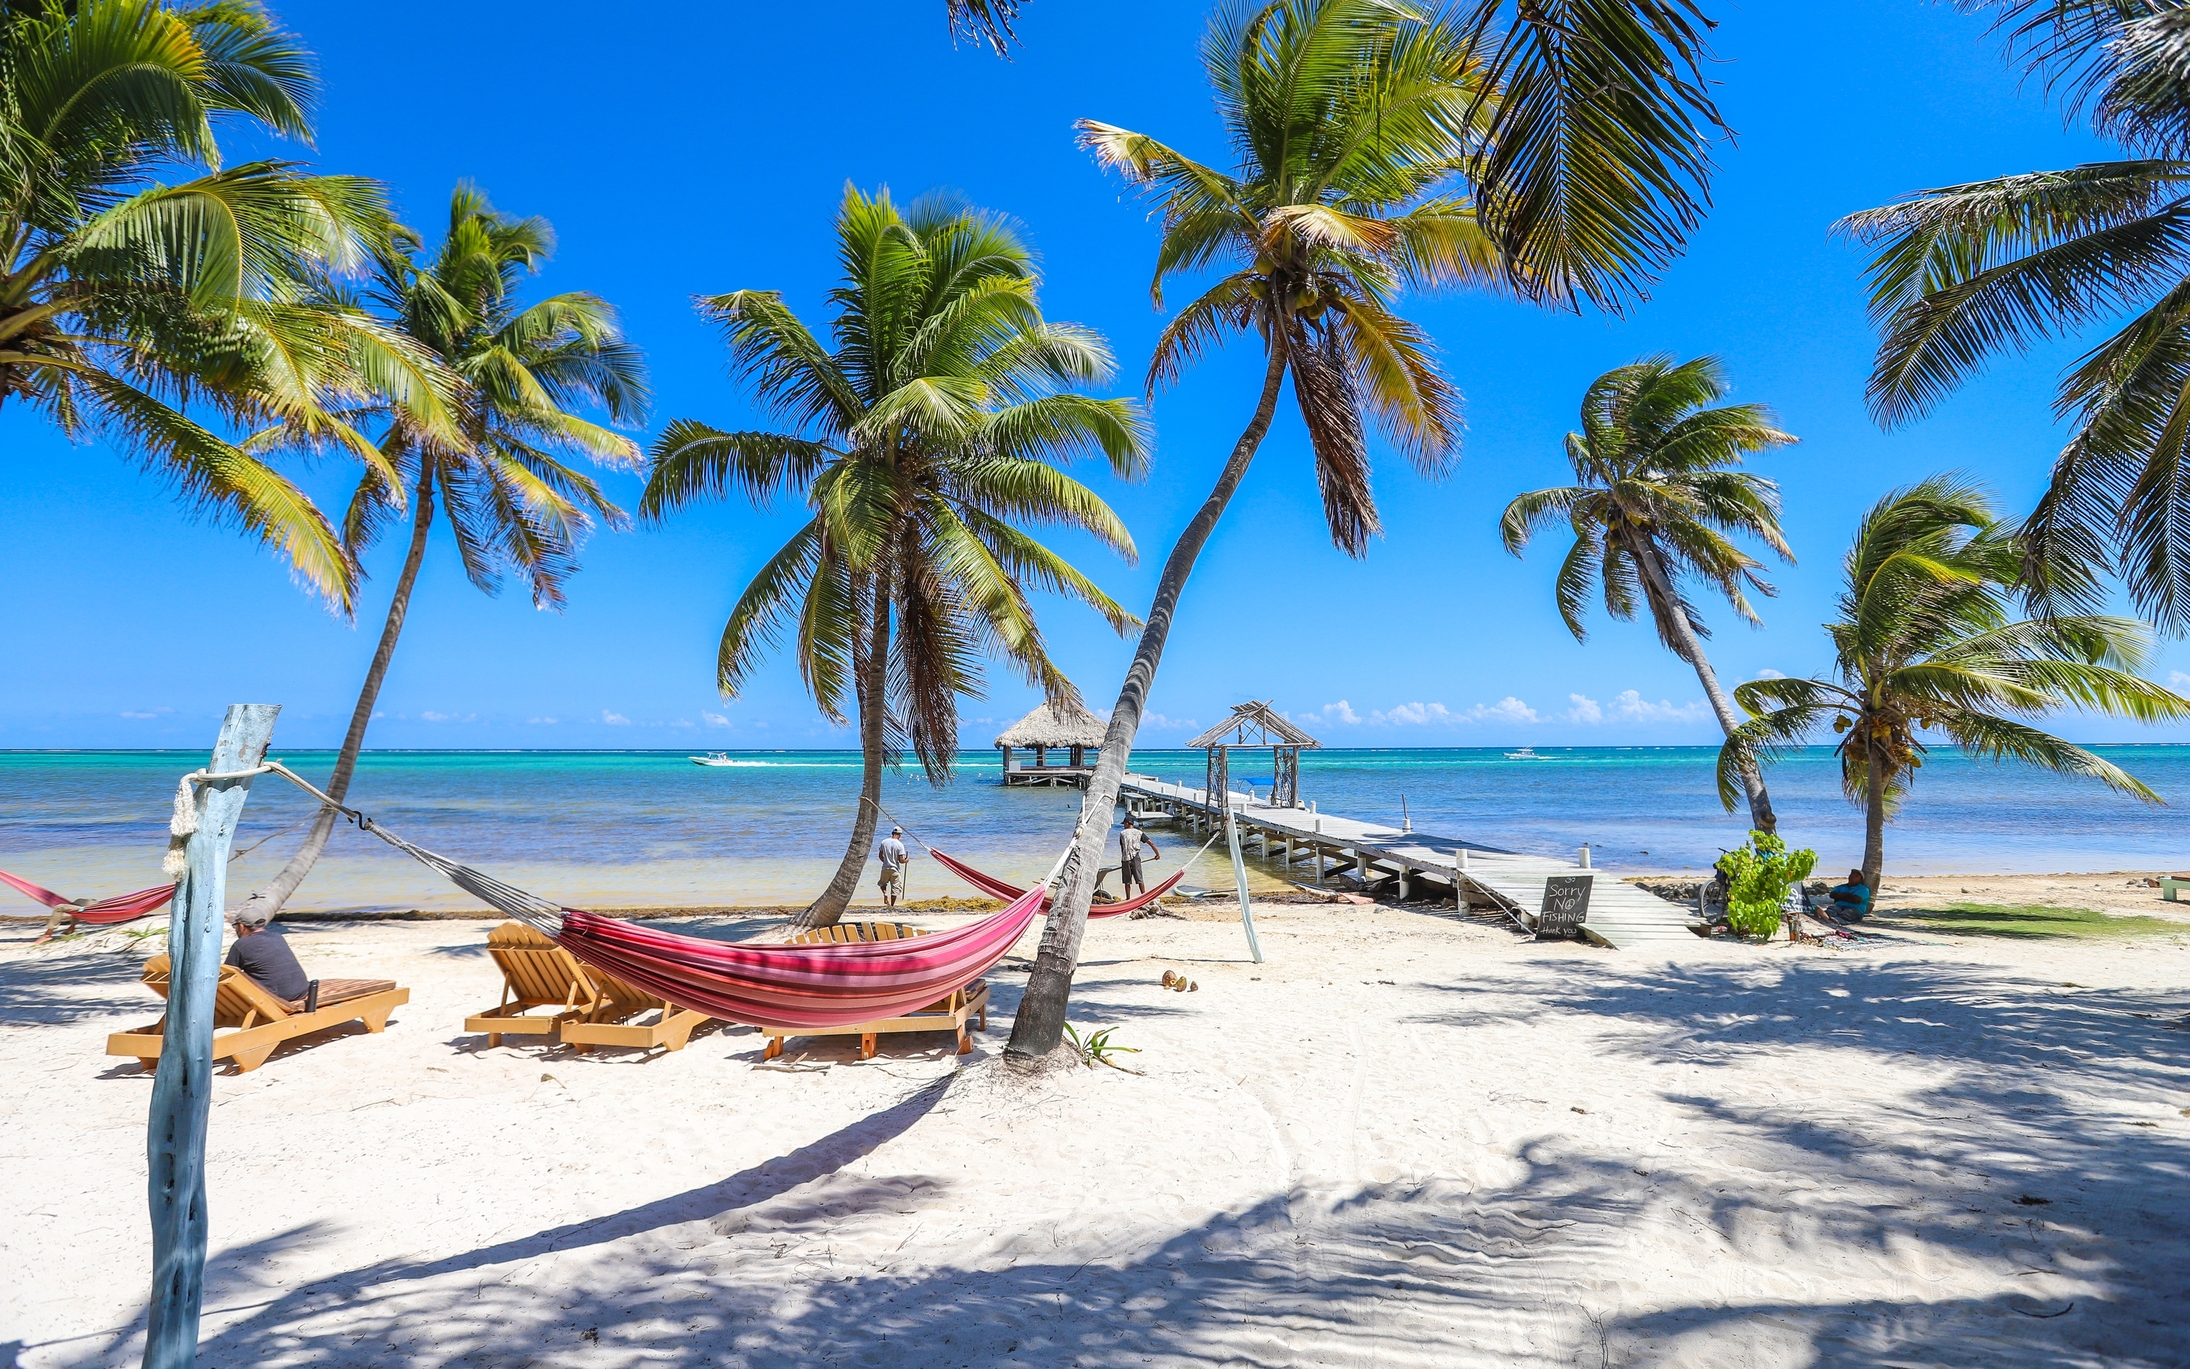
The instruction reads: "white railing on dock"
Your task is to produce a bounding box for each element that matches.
[1116,772,1699,951]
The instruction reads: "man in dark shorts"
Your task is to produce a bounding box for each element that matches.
[1117,814,1161,899]
[226,906,310,1002]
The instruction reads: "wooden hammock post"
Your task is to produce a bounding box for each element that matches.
[1225,806,1263,964]
[143,703,279,1369]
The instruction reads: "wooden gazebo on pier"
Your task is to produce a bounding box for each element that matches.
[1187,702,1320,818]
[994,701,1106,787]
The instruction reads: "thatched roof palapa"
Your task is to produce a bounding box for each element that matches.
[993,701,1106,750]
[1185,700,1320,750]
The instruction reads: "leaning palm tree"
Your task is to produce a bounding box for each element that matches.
[1838,0,2190,632]
[0,0,452,606]
[235,186,647,922]
[1501,355,1797,833]
[1007,0,1733,1062]
[642,186,1148,928]
[1719,476,2190,890]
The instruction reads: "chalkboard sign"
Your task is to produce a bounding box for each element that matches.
[1537,875,1593,940]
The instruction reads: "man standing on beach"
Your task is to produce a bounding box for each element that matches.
[877,826,914,910]
[1118,814,1160,899]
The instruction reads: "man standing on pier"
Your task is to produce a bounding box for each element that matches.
[1118,814,1160,900]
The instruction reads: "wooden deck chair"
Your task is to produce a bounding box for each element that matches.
[107,955,409,1074]
[758,922,989,1061]
[464,921,711,1053]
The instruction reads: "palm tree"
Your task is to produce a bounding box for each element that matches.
[0,0,452,606]
[947,0,1023,52]
[1501,355,1797,833]
[1007,0,1733,1063]
[641,186,1148,928]
[236,186,647,922]
[1838,0,2190,632]
[1719,476,2190,890]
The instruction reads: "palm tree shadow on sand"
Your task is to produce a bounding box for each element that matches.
[57,959,2188,1368]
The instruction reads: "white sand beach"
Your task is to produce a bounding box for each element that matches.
[4,898,2186,1369]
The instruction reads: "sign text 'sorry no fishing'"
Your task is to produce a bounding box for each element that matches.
[1537,874,1593,940]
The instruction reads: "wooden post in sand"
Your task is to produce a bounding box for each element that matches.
[144,704,279,1369]
[1225,807,1264,963]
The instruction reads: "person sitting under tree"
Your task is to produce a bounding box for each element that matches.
[227,906,312,1003]
[1118,814,1161,900]
[1827,868,1872,923]
[876,826,915,910]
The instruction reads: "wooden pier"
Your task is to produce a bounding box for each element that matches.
[1117,773,1701,950]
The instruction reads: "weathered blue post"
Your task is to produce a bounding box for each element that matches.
[143,703,280,1369]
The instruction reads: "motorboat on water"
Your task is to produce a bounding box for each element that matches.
[689,752,737,767]
[1503,747,1544,760]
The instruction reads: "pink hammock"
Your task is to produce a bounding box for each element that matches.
[0,868,175,926]
[546,885,1046,1031]
[355,819,1049,1032]
[927,848,1184,919]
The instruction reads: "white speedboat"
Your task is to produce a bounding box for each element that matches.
[1503,747,1544,760]
[689,752,736,767]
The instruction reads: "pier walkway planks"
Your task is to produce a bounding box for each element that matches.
[1117,773,1701,951]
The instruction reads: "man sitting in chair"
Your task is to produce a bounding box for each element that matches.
[1118,814,1162,900]
[227,906,311,1003]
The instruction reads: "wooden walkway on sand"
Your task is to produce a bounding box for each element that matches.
[1117,773,1701,951]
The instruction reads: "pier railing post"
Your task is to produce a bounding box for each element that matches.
[144,703,280,1369]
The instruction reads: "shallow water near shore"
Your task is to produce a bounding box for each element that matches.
[4,745,2187,913]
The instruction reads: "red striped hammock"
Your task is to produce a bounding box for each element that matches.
[356,820,1049,1031]
[0,868,175,926]
[927,848,1184,918]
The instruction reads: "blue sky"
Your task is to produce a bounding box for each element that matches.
[6,0,2184,751]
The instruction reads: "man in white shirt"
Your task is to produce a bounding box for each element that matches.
[876,827,913,909]
[1117,815,1161,898]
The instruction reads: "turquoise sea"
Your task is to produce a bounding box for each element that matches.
[3,745,2187,914]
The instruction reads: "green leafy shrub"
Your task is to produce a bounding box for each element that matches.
[1716,830,1817,940]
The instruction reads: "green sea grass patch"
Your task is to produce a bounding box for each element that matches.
[1872,902,2190,940]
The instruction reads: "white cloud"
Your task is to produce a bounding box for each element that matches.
[1320,699,1361,725]
[1139,711,1199,732]
[1752,667,1787,681]
[421,710,450,722]
[1612,689,1709,723]
[1373,701,1450,725]
[702,711,731,728]
[119,707,172,720]
[671,718,695,729]
[1565,693,1603,724]
[601,710,631,726]
[370,711,387,721]
[2171,670,2190,691]
[527,717,559,725]
[1469,697,1539,724]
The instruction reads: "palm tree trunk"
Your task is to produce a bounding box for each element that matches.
[234,465,436,922]
[1005,343,1291,1064]
[799,575,892,928]
[1630,539,1777,834]
[1862,731,1887,892]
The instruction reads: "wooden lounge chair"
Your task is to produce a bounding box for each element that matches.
[464,921,711,1053]
[758,921,989,1061]
[107,955,409,1074]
